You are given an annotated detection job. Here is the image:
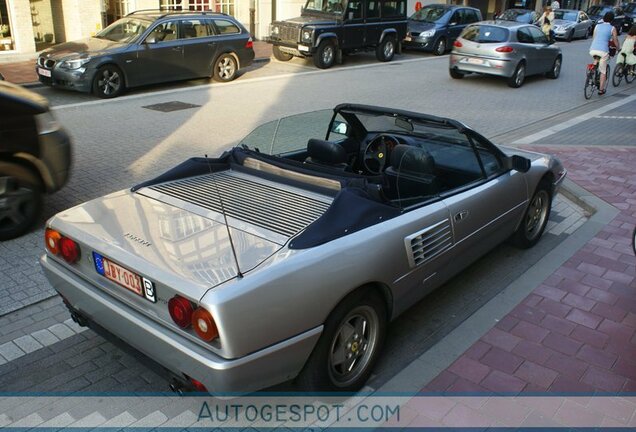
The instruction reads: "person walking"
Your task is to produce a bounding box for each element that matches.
[539,6,555,42]
[589,12,620,95]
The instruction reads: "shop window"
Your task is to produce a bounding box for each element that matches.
[0,0,14,51]
[161,0,234,15]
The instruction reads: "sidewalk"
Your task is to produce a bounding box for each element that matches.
[0,41,272,85]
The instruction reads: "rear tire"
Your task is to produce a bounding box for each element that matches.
[272,45,293,61]
[0,162,43,241]
[433,37,446,56]
[612,63,624,87]
[296,289,387,392]
[511,181,551,249]
[449,68,464,79]
[313,40,336,69]
[508,61,526,88]
[626,65,635,84]
[213,53,238,82]
[376,37,396,62]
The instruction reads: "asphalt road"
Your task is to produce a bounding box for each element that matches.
[0,35,630,393]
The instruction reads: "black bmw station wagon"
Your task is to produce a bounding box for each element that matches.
[36,10,255,98]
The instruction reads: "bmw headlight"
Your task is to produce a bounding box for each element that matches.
[59,57,91,70]
[302,30,312,42]
[420,29,436,38]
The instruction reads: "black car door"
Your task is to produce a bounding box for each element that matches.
[343,0,365,48]
[365,0,382,44]
[181,18,218,78]
[133,20,186,84]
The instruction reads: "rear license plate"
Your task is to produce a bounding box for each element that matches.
[467,58,483,65]
[93,252,156,302]
[38,67,51,77]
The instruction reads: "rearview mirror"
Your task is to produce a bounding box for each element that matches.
[330,120,349,135]
[505,155,531,173]
[395,117,414,131]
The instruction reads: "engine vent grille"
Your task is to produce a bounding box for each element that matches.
[146,171,331,239]
[279,25,300,43]
[405,219,453,268]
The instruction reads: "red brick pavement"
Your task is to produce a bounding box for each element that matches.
[425,146,636,394]
[0,41,272,85]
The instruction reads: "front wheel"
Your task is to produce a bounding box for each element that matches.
[511,181,552,249]
[584,70,595,99]
[546,56,561,79]
[0,162,43,241]
[508,62,526,88]
[272,45,293,61]
[296,290,386,391]
[566,29,574,42]
[433,38,446,56]
[376,37,396,62]
[313,40,336,69]
[584,27,591,39]
[213,53,238,82]
[92,64,124,98]
[612,63,624,87]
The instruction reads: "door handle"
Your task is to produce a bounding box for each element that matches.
[172,46,182,51]
[454,210,469,222]
[207,42,216,47]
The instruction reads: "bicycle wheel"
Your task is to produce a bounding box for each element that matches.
[584,72,595,99]
[612,63,623,87]
[602,64,610,93]
[626,65,635,84]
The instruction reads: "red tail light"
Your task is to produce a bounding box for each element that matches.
[168,296,194,328]
[189,377,208,392]
[453,40,463,48]
[245,37,253,49]
[59,237,80,264]
[192,307,219,341]
[45,228,62,255]
[495,46,514,53]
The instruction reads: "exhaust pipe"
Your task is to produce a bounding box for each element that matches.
[169,379,185,395]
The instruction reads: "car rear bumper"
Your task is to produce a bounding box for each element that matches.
[449,53,515,77]
[40,254,322,394]
[36,66,93,93]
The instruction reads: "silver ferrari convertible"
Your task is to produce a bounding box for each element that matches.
[41,105,566,394]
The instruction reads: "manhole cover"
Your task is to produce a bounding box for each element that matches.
[142,101,201,112]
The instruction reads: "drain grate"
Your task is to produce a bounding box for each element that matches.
[142,101,201,112]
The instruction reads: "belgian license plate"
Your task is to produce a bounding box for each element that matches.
[93,252,156,302]
[38,67,51,77]
[467,58,483,65]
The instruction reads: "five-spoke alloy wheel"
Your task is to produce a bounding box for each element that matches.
[214,54,238,82]
[93,64,124,98]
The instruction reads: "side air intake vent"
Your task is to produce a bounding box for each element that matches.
[404,219,453,268]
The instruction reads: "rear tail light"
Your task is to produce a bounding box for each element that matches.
[45,228,62,255]
[45,229,80,264]
[495,46,514,53]
[189,377,208,392]
[453,40,463,48]
[192,307,219,341]
[245,37,253,49]
[168,296,194,328]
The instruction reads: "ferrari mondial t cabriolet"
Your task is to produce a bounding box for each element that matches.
[41,104,566,393]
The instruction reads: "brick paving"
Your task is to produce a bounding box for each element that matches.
[0,41,272,85]
[424,145,636,394]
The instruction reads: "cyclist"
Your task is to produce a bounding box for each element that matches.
[618,25,636,71]
[589,12,620,95]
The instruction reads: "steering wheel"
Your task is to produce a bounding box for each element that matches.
[363,134,399,174]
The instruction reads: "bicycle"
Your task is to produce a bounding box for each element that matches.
[584,55,610,99]
[612,53,636,87]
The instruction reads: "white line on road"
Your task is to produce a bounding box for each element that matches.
[595,115,636,119]
[512,93,636,144]
[51,56,446,110]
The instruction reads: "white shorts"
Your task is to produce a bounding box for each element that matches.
[590,50,610,74]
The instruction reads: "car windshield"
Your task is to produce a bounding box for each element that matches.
[587,6,609,15]
[499,9,533,22]
[95,18,150,42]
[626,3,636,12]
[554,10,578,21]
[461,25,509,43]
[303,0,345,14]
[409,6,451,23]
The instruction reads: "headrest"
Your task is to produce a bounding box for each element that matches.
[307,138,347,165]
[390,145,435,175]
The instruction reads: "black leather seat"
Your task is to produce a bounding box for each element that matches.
[384,145,438,201]
[304,138,349,170]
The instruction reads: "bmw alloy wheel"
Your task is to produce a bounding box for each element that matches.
[217,57,236,80]
[97,69,121,97]
[328,305,379,387]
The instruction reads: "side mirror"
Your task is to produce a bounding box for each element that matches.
[505,155,531,173]
[330,120,349,135]
[145,35,157,44]
[449,21,458,26]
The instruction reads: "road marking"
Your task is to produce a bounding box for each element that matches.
[595,115,636,119]
[51,56,446,110]
[512,93,636,144]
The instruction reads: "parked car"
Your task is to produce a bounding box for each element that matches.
[403,4,482,56]
[41,104,566,393]
[36,10,255,98]
[497,8,540,24]
[268,0,408,69]
[0,81,71,240]
[552,9,594,41]
[586,5,628,34]
[449,21,562,88]
[625,2,636,25]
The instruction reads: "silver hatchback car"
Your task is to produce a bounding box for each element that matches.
[449,21,562,88]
